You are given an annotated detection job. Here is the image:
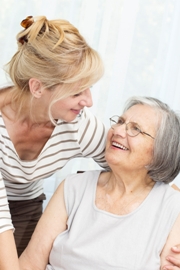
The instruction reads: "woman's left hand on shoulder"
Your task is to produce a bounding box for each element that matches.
[162,245,180,269]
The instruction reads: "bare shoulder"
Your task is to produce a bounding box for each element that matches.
[160,213,180,268]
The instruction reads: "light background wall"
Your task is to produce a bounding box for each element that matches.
[0,0,180,207]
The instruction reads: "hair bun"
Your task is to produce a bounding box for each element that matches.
[21,16,34,29]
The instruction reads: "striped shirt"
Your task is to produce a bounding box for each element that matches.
[0,107,108,233]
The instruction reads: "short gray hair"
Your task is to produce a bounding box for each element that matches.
[123,96,180,183]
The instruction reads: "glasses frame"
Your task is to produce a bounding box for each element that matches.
[109,115,155,139]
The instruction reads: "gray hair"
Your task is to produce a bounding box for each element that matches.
[123,96,180,183]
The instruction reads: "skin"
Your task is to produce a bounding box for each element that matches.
[171,184,180,192]
[163,246,180,270]
[102,104,157,215]
[0,87,180,268]
[105,104,157,174]
[50,89,93,122]
[28,78,93,123]
[105,105,180,268]
[0,230,20,270]
[0,79,92,269]
[161,225,180,270]
[19,180,67,269]
[18,104,180,269]
[1,79,93,161]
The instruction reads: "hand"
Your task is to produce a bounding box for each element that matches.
[162,245,180,269]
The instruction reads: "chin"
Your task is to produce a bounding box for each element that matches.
[64,115,78,122]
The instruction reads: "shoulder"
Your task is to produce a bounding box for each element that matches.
[64,170,102,191]
[156,182,180,202]
[165,184,180,215]
[77,108,107,140]
[151,182,180,216]
[64,170,102,214]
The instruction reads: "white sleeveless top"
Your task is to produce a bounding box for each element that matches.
[46,170,180,270]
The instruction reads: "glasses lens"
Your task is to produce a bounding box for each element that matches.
[110,116,118,127]
[127,122,140,137]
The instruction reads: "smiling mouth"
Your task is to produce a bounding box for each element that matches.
[71,109,81,114]
[112,142,129,150]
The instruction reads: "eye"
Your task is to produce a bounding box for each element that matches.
[117,117,125,125]
[73,92,81,97]
[131,123,141,132]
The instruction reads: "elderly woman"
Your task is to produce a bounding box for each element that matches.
[18,96,180,269]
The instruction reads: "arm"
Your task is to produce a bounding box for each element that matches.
[0,230,19,270]
[0,175,17,270]
[161,214,180,270]
[19,180,68,270]
[0,177,14,232]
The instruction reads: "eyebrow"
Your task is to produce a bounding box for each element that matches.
[120,116,140,126]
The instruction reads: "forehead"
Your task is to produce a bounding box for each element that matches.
[123,104,159,129]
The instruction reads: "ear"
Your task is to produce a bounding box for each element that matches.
[29,78,44,98]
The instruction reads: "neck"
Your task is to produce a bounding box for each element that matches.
[4,98,51,125]
[102,170,155,195]
[97,171,155,215]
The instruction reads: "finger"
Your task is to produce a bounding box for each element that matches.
[163,256,180,270]
[162,266,180,270]
[171,246,180,253]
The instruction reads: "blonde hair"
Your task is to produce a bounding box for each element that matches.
[5,16,104,121]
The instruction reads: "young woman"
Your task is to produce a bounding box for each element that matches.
[0,15,107,257]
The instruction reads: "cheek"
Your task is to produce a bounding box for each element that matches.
[52,100,68,111]
[130,138,154,166]
[137,146,154,166]
[105,129,113,147]
[145,146,154,163]
[107,129,113,139]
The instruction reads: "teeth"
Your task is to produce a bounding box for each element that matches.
[112,142,128,150]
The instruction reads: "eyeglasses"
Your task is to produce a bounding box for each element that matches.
[109,115,155,139]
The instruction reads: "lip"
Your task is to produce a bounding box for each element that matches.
[71,109,82,115]
[111,140,129,151]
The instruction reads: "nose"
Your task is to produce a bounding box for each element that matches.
[112,123,127,138]
[79,88,93,107]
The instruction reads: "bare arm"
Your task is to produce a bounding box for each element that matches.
[0,230,19,270]
[161,214,180,270]
[19,180,68,270]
